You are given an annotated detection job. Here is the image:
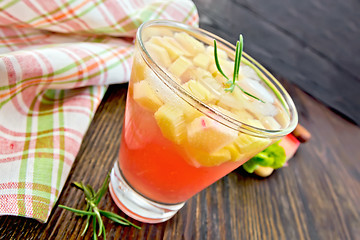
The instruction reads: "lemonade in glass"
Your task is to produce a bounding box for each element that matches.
[109,20,298,223]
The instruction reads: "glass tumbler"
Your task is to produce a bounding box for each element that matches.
[109,20,298,223]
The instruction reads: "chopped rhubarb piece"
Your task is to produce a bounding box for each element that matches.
[279,133,300,162]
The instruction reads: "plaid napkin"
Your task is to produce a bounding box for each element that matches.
[0,0,198,222]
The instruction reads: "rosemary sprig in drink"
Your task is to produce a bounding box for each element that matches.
[214,35,265,103]
[58,174,141,240]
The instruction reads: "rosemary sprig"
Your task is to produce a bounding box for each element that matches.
[58,174,141,239]
[214,34,265,103]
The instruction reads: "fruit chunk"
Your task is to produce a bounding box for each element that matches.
[132,53,148,82]
[171,86,203,122]
[193,53,211,69]
[181,67,198,83]
[233,120,271,156]
[142,27,173,41]
[163,36,191,54]
[133,80,163,112]
[177,102,203,122]
[187,116,238,153]
[187,147,231,167]
[181,67,213,84]
[168,56,192,78]
[234,133,271,157]
[182,80,214,103]
[233,109,255,124]
[154,104,186,144]
[223,143,244,162]
[274,103,290,128]
[232,86,253,104]
[149,36,189,61]
[174,32,205,56]
[197,76,223,96]
[195,67,212,80]
[217,88,250,111]
[179,67,213,85]
[208,58,233,77]
[144,42,171,67]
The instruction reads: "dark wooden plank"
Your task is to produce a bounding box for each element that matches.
[233,0,360,76]
[0,79,359,239]
[193,0,360,125]
[280,79,360,240]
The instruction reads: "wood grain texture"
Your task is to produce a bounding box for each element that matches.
[0,80,359,240]
[1,0,360,239]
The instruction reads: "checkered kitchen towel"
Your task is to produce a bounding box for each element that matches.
[0,0,198,222]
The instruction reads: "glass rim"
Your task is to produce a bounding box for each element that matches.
[136,19,298,138]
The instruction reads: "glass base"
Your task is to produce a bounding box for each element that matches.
[109,161,185,223]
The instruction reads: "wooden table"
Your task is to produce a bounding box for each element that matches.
[1,0,359,239]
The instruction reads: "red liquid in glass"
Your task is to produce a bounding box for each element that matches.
[119,89,246,204]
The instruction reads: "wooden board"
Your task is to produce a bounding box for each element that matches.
[0,81,359,239]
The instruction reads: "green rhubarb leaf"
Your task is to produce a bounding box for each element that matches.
[243,142,286,173]
[242,160,259,173]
